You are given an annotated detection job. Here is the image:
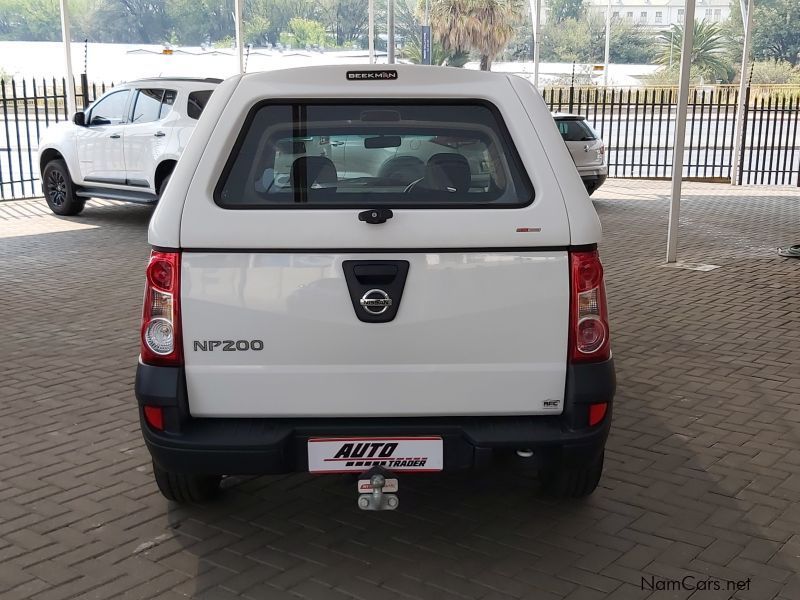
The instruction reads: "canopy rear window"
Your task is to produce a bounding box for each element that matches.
[215,102,533,209]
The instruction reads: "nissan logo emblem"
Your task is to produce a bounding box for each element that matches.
[359,289,392,315]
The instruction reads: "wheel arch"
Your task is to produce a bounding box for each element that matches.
[155,159,178,193]
[40,148,66,174]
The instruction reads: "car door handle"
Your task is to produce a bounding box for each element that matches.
[109,133,121,139]
[154,131,166,138]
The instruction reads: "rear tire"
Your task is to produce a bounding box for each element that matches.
[540,451,604,498]
[152,462,221,503]
[43,159,85,216]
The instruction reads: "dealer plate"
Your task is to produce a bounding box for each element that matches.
[308,437,443,473]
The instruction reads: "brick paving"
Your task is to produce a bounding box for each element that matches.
[0,180,799,600]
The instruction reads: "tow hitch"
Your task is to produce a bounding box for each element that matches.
[357,466,399,511]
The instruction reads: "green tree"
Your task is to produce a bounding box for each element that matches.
[113,0,171,44]
[69,0,122,42]
[429,0,526,70]
[657,20,733,83]
[389,0,467,65]
[279,17,331,48]
[261,0,319,46]
[0,0,60,41]
[318,0,368,46]
[610,17,656,64]
[539,13,655,65]
[166,0,229,46]
[541,17,597,63]
[749,59,800,84]
[546,0,584,25]
[726,0,800,66]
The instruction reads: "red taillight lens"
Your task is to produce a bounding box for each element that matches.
[141,251,182,366]
[147,259,173,290]
[143,405,165,430]
[588,402,607,427]
[569,249,610,362]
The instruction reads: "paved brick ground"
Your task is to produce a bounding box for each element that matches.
[1,180,799,600]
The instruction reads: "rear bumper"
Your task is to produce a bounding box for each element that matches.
[135,359,615,475]
[579,171,607,194]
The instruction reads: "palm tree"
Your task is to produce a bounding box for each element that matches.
[657,19,732,83]
[427,0,527,71]
[403,39,470,67]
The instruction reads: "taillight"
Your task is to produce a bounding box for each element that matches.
[140,250,182,366]
[569,249,610,362]
[143,405,165,430]
[588,402,608,426]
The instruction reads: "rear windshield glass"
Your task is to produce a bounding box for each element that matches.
[556,119,598,142]
[187,90,214,120]
[215,103,533,209]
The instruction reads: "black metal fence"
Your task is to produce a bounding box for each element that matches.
[1,78,799,200]
[0,77,111,200]
[542,85,800,186]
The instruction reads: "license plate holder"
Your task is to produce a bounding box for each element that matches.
[308,436,443,473]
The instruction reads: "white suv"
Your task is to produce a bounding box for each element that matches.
[136,66,615,506]
[553,113,607,195]
[37,77,219,215]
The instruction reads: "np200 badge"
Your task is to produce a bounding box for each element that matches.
[193,340,264,352]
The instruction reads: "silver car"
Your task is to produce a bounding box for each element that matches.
[553,113,607,195]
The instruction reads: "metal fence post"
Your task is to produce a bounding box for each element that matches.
[737,85,750,185]
[80,73,89,110]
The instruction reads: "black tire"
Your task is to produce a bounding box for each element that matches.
[157,173,172,200]
[540,451,604,498]
[152,462,221,503]
[42,159,85,216]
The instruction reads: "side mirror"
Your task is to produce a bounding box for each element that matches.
[73,111,86,126]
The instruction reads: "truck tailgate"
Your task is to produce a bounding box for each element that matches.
[181,251,568,417]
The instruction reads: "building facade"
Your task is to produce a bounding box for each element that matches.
[585,0,732,28]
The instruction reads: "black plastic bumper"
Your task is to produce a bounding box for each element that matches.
[135,359,615,476]
[582,173,607,195]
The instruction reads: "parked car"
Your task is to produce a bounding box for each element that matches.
[136,66,615,506]
[37,77,220,215]
[553,113,607,195]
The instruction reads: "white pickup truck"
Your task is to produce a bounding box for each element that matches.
[135,65,615,507]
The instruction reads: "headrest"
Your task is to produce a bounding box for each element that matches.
[290,156,338,189]
[425,153,471,192]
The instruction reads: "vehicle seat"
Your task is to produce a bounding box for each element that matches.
[406,153,471,194]
[290,156,338,191]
